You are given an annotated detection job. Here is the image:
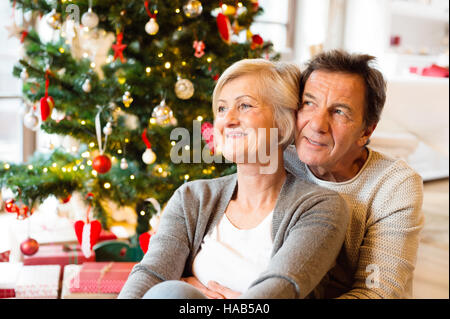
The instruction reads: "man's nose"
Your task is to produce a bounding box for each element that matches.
[309,109,329,133]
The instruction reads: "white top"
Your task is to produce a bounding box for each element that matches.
[192,211,274,293]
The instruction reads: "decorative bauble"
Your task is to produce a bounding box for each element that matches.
[46,9,61,29]
[20,69,29,81]
[82,79,92,93]
[152,99,175,126]
[81,8,99,29]
[142,148,156,165]
[183,0,203,18]
[120,158,128,170]
[40,96,55,121]
[5,199,16,213]
[122,91,133,108]
[175,78,194,100]
[20,237,39,256]
[24,110,40,131]
[145,18,159,35]
[139,232,151,254]
[216,12,232,44]
[103,122,113,136]
[92,154,112,174]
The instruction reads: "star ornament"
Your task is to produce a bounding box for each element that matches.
[111,32,127,63]
[5,21,27,42]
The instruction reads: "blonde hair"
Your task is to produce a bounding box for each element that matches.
[212,59,300,149]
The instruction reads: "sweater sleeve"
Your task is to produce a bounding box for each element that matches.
[118,188,191,299]
[240,193,349,299]
[337,173,424,299]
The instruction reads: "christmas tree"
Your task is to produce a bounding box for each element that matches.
[1,0,277,244]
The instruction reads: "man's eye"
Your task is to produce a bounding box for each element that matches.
[334,109,345,116]
[302,101,314,107]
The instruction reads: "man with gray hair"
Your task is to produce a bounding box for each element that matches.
[284,50,424,298]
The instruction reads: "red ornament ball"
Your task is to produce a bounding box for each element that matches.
[92,154,111,174]
[20,237,39,256]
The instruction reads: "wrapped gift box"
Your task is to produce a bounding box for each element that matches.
[69,262,136,294]
[0,263,22,299]
[15,265,61,299]
[61,265,117,299]
[23,244,95,280]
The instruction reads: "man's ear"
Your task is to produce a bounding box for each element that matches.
[357,123,377,147]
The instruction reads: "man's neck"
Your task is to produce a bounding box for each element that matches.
[308,147,369,183]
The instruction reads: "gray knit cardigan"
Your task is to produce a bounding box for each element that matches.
[118,171,349,299]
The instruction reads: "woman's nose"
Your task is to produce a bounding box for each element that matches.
[224,107,240,126]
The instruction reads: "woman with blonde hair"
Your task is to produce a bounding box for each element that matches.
[118,59,349,299]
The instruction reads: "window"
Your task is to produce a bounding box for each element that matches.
[251,0,296,60]
[0,3,27,163]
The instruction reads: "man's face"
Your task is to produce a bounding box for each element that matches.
[295,71,372,173]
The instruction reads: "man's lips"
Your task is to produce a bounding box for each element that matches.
[304,136,328,147]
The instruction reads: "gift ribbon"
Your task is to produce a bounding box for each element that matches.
[85,192,94,223]
[95,108,108,155]
[144,1,157,19]
[97,262,113,293]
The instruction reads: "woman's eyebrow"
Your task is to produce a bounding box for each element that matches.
[235,95,257,101]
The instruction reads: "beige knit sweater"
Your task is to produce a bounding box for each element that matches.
[284,145,424,299]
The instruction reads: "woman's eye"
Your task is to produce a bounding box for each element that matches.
[239,103,252,110]
[217,106,226,113]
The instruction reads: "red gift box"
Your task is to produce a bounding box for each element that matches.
[69,262,136,294]
[0,289,15,298]
[23,244,95,280]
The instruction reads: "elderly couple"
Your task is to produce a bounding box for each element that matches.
[118,50,424,299]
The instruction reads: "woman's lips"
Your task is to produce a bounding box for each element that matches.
[225,131,249,138]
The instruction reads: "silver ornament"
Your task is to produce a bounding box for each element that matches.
[23,110,40,131]
[183,0,203,18]
[175,78,194,100]
[81,8,99,29]
[103,122,113,136]
[145,18,159,35]
[152,99,176,127]
[120,158,128,170]
[82,79,92,93]
[122,91,133,108]
[142,148,156,164]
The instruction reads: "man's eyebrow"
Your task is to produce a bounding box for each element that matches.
[332,103,353,113]
[303,92,316,100]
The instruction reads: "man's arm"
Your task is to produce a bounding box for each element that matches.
[338,173,424,299]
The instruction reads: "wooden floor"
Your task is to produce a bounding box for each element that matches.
[412,179,449,299]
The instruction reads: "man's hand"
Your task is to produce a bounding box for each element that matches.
[207,281,241,299]
[180,277,225,299]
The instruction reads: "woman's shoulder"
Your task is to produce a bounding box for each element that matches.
[175,173,237,199]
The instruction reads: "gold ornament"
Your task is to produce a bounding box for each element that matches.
[152,99,176,126]
[46,9,61,30]
[174,78,194,100]
[122,91,133,108]
[183,0,203,18]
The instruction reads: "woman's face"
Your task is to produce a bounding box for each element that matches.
[214,75,276,164]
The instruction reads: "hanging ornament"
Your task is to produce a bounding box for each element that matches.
[20,69,29,81]
[92,108,112,174]
[139,232,151,254]
[82,78,92,93]
[250,34,264,50]
[175,77,195,100]
[221,4,236,16]
[151,99,176,126]
[5,21,26,41]
[120,158,128,170]
[20,237,39,256]
[216,12,231,44]
[74,193,102,258]
[122,91,133,108]
[201,121,215,153]
[183,0,203,18]
[103,121,113,136]
[144,1,159,35]
[193,40,205,58]
[24,105,40,131]
[141,129,156,165]
[46,9,61,30]
[81,1,99,29]
[112,32,127,63]
[251,0,259,11]
[40,69,55,121]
